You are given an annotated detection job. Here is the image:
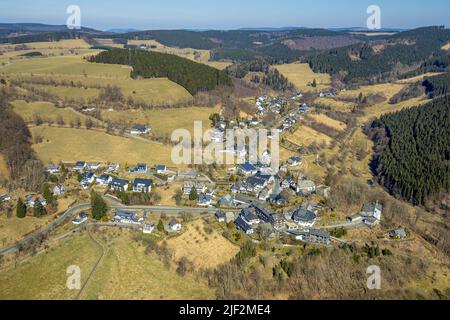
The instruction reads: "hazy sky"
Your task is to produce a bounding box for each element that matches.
[1,0,449,30]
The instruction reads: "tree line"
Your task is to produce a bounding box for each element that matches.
[89,49,233,95]
[366,96,450,205]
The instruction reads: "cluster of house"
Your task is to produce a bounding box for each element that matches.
[256,96,282,116]
[182,181,216,206]
[231,163,318,203]
[24,194,46,208]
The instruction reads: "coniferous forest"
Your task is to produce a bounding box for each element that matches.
[90,48,233,95]
[367,97,450,205]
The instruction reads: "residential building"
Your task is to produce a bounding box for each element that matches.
[128,163,148,174]
[46,164,60,175]
[389,228,407,239]
[130,124,151,135]
[74,161,87,172]
[155,165,167,174]
[143,223,155,234]
[169,219,182,232]
[296,178,316,195]
[72,212,88,225]
[235,215,254,235]
[52,184,65,196]
[215,211,226,223]
[198,194,213,206]
[290,209,317,228]
[241,207,260,225]
[132,178,153,193]
[290,229,331,245]
[237,162,258,176]
[110,178,129,191]
[0,194,11,202]
[114,210,143,225]
[182,181,207,195]
[96,174,113,186]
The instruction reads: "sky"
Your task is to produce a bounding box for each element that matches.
[0,0,449,31]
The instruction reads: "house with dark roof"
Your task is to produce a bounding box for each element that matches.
[252,202,276,224]
[96,174,113,186]
[389,228,407,239]
[237,162,258,176]
[74,161,86,172]
[241,207,260,225]
[130,124,151,135]
[290,209,317,228]
[155,165,167,174]
[235,215,254,235]
[198,193,213,206]
[110,178,129,191]
[128,163,148,174]
[290,229,331,245]
[169,219,182,232]
[114,210,143,225]
[132,178,153,193]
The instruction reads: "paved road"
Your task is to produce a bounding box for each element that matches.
[0,203,90,255]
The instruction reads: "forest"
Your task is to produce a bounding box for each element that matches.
[422,72,450,98]
[305,26,450,83]
[0,90,45,192]
[90,48,233,95]
[366,96,450,205]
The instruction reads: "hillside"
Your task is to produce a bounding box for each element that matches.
[367,96,450,205]
[90,48,232,94]
[305,26,450,83]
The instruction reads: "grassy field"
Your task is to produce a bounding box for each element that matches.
[11,100,89,124]
[359,96,430,124]
[30,126,175,166]
[315,97,357,112]
[80,229,215,300]
[274,63,331,92]
[308,114,346,131]
[396,73,444,84]
[0,233,101,300]
[0,197,74,248]
[102,105,219,136]
[286,125,333,147]
[441,43,450,51]
[23,83,100,100]
[167,219,239,269]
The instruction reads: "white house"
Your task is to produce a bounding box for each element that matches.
[110,178,129,191]
[132,179,153,193]
[46,164,60,175]
[169,219,182,232]
[52,184,65,196]
[143,223,155,234]
[96,174,113,186]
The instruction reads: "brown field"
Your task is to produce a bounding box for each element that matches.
[308,114,347,131]
[441,43,450,51]
[274,63,331,92]
[314,97,356,112]
[101,105,220,136]
[396,73,444,84]
[30,126,175,166]
[11,100,90,124]
[0,197,74,248]
[167,219,240,269]
[286,125,333,147]
[81,229,215,300]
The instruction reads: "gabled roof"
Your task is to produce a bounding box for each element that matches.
[131,124,149,131]
[133,178,153,188]
[235,216,253,232]
[111,178,129,186]
[291,209,316,222]
[169,218,180,227]
[238,162,257,172]
[241,208,259,222]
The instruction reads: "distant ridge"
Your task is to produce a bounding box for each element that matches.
[106,28,141,33]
